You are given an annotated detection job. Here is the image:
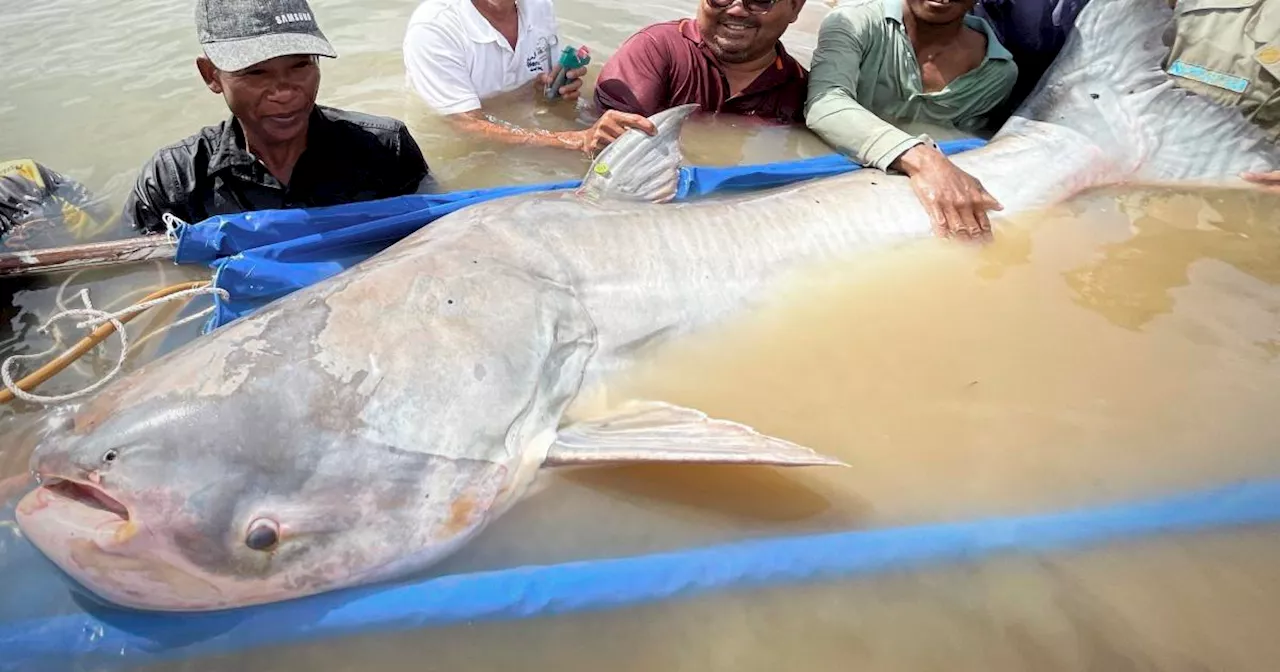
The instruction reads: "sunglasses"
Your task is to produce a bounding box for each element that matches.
[706,0,785,14]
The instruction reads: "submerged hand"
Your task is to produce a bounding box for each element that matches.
[1242,170,1280,192]
[577,110,658,156]
[893,145,1002,242]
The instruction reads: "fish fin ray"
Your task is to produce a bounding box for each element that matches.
[1015,0,1279,183]
[576,105,697,204]
[545,400,847,468]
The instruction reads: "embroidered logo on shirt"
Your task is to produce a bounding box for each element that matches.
[1167,59,1250,94]
[526,35,558,73]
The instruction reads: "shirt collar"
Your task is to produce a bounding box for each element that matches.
[459,0,528,45]
[882,0,1014,61]
[207,106,328,177]
[207,117,255,176]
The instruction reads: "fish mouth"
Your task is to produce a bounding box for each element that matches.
[35,477,131,521]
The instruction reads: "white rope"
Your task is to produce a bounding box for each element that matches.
[128,301,218,353]
[161,213,188,242]
[53,269,96,377]
[1,285,227,405]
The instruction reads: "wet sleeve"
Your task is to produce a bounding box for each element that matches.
[593,32,671,116]
[404,22,483,115]
[804,11,924,171]
[121,150,195,235]
[392,124,433,195]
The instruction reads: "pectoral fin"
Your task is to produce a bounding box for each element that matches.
[546,400,847,468]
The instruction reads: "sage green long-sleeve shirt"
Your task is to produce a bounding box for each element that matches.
[804,0,1017,171]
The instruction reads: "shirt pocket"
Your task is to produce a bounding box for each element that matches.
[1168,0,1262,105]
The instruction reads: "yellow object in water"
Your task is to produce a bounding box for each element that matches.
[0,157,112,247]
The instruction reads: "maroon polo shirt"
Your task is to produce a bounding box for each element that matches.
[593,19,808,124]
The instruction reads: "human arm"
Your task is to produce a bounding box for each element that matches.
[892,145,1002,240]
[805,10,925,170]
[443,109,657,156]
[896,58,1010,241]
[805,10,1003,239]
[120,150,196,235]
[593,31,672,116]
[403,22,654,154]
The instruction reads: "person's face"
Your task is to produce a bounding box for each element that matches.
[696,0,805,65]
[197,54,320,145]
[904,0,976,25]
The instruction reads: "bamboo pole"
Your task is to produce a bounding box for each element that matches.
[0,236,178,278]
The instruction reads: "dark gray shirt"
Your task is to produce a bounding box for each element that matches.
[123,105,431,234]
[972,0,1090,128]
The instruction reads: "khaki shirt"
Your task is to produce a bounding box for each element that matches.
[1166,0,1280,141]
[805,0,1017,171]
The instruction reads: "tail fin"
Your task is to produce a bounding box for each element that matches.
[1011,0,1278,182]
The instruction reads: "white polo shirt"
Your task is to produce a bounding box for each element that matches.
[403,0,561,115]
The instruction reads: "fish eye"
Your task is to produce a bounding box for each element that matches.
[102,449,119,464]
[245,518,280,552]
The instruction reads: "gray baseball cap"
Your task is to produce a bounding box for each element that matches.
[196,0,338,73]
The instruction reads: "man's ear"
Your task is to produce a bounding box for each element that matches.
[790,0,807,22]
[196,56,223,94]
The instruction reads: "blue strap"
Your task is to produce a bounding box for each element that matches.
[676,138,988,200]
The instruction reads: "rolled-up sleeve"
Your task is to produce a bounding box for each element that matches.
[804,11,923,171]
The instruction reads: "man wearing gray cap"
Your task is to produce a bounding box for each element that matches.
[124,0,432,234]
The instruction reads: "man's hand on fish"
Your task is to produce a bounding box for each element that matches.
[577,109,658,156]
[1242,170,1280,192]
[894,144,1003,242]
[537,65,589,101]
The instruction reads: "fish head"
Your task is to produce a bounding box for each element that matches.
[14,261,599,612]
[13,393,333,609]
[16,386,523,612]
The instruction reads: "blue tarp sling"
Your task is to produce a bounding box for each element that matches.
[175,140,988,330]
[3,478,1279,672]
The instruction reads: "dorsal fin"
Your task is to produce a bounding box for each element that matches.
[577,104,698,204]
